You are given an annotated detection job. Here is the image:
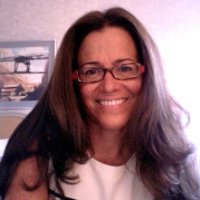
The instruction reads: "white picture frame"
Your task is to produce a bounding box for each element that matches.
[0,40,55,115]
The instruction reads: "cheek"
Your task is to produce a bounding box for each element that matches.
[127,78,143,95]
[79,85,89,99]
[78,85,98,118]
[79,84,95,104]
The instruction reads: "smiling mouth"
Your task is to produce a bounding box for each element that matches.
[98,98,126,106]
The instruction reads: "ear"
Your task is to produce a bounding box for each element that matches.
[72,71,78,81]
[139,65,145,74]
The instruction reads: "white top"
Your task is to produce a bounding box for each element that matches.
[52,156,153,200]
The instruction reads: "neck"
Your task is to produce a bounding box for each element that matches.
[88,125,131,166]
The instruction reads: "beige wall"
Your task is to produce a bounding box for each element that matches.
[0,116,23,138]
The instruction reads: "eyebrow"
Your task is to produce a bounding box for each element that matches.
[113,58,137,65]
[80,61,100,68]
[80,58,137,68]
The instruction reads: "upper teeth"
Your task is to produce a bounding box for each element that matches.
[99,99,125,106]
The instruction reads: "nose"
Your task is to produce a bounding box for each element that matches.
[100,71,119,92]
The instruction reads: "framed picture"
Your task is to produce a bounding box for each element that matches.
[0,40,55,115]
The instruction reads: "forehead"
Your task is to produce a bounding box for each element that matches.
[77,26,138,65]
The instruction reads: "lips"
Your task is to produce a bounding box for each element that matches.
[97,98,126,106]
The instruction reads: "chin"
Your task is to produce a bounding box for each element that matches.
[98,120,127,132]
[87,113,130,132]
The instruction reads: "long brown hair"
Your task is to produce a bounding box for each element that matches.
[0,7,199,199]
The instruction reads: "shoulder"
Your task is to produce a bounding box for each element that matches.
[5,156,48,200]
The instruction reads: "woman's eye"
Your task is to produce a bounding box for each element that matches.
[83,68,101,76]
[118,65,133,72]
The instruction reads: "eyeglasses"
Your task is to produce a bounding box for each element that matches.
[73,62,145,83]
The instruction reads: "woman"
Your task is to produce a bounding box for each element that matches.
[0,7,199,200]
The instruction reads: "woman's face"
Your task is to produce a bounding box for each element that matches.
[77,26,143,132]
